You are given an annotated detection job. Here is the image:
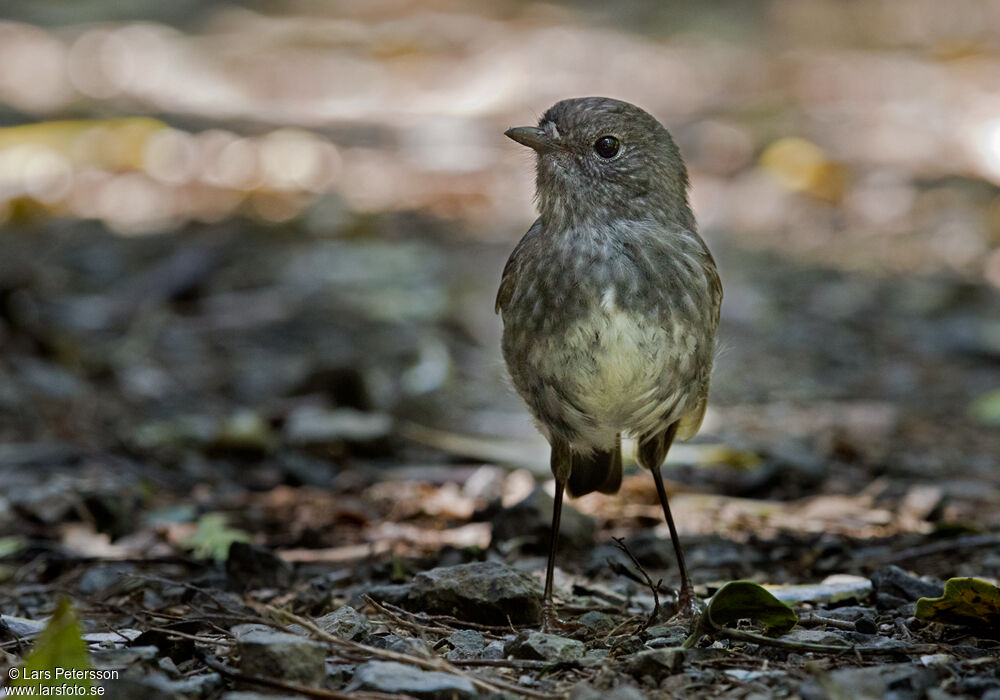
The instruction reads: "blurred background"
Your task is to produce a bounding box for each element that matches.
[0,0,998,576]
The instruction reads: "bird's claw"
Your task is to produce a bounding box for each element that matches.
[670,587,704,625]
[540,603,571,633]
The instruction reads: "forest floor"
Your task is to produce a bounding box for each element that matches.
[1,215,998,699]
[2,1,1000,697]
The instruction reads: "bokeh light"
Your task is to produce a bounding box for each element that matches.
[0,4,996,280]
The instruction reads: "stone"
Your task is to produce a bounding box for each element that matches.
[314,605,370,641]
[871,566,943,609]
[609,634,645,656]
[386,635,426,655]
[505,630,585,662]
[365,633,426,656]
[0,615,46,639]
[157,656,180,677]
[818,605,878,628]
[570,682,649,700]
[725,669,789,682]
[284,406,392,446]
[109,672,222,700]
[91,646,159,669]
[408,560,542,625]
[78,563,135,596]
[236,630,326,686]
[769,575,873,605]
[492,486,595,552]
[779,628,850,646]
[445,629,484,660]
[800,662,939,700]
[843,633,922,652]
[643,624,688,648]
[347,660,476,699]
[584,649,610,662]
[576,611,616,636]
[953,676,1000,698]
[364,583,412,606]
[153,673,222,697]
[102,676,181,700]
[226,542,293,592]
[482,640,506,660]
[326,663,355,685]
[627,647,686,676]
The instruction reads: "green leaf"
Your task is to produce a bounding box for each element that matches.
[181,513,252,561]
[915,577,1000,628]
[0,535,26,557]
[707,580,798,635]
[969,389,1000,425]
[11,598,92,691]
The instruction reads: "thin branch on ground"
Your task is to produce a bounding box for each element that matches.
[606,559,673,597]
[132,575,248,616]
[612,537,662,629]
[602,614,644,642]
[713,626,939,655]
[879,534,1000,565]
[557,603,626,615]
[450,658,581,670]
[796,613,863,632]
[199,652,402,700]
[146,626,235,647]
[374,599,518,635]
[362,595,456,636]
[255,602,564,700]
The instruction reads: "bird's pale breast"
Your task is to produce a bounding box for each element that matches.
[500,220,717,452]
[527,289,697,450]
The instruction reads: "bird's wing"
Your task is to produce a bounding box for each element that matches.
[702,245,724,329]
[495,217,543,315]
[676,395,707,441]
[634,223,722,441]
[678,234,722,441]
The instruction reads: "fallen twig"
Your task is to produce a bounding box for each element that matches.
[612,537,663,629]
[362,595,452,636]
[878,534,1000,566]
[255,602,563,699]
[797,612,861,632]
[714,626,939,655]
[606,559,673,598]
[199,652,403,700]
[557,603,626,615]
[450,658,580,670]
[146,626,235,647]
[374,600,517,635]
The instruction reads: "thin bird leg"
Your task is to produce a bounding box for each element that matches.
[541,479,564,633]
[650,464,698,619]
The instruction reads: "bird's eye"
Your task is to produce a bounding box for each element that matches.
[593,135,620,159]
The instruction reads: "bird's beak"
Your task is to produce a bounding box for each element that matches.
[504,126,554,153]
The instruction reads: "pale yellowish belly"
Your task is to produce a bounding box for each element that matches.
[527,305,697,449]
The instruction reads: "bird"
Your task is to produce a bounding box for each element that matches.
[496,97,722,629]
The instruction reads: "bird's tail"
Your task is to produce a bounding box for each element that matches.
[567,434,622,497]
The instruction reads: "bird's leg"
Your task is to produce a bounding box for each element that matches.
[639,422,700,621]
[542,439,571,632]
[650,462,699,620]
[541,479,564,633]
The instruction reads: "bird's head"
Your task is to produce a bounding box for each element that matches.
[505,97,693,230]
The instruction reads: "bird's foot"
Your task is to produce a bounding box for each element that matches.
[540,603,571,634]
[670,586,704,626]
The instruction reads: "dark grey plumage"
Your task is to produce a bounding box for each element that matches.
[497,97,722,498]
